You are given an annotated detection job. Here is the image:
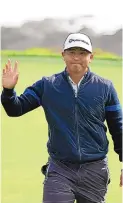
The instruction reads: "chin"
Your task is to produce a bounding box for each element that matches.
[71,64,82,73]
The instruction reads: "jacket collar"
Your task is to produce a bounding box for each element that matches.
[63,67,91,84]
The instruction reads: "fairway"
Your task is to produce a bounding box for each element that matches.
[1,56,122,203]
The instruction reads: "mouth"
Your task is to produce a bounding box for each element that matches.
[71,63,81,66]
[72,63,81,65]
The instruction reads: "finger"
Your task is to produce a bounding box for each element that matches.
[14,73,19,84]
[13,61,18,73]
[5,63,9,72]
[8,59,12,70]
[3,68,6,74]
[8,59,11,66]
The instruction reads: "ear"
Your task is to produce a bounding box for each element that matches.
[89,53,94,63]
[62,52,66,62]
[62,52,65,57]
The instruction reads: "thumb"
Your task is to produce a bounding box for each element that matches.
[14,61,18,73]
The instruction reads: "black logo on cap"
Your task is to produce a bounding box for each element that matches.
[69,39,89,45]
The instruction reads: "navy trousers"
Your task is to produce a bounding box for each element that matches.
[42,157,110,203]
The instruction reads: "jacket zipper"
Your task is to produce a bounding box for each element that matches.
[67,79,81,162]
[75,85,81,161]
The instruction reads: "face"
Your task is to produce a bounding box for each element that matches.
[62,47,93,74]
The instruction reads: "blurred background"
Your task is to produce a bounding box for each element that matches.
[1,0,122,57]
[1,0,122,203]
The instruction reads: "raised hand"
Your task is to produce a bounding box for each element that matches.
[2,59,19,89]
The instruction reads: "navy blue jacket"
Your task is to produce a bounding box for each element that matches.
[1,68,122,163]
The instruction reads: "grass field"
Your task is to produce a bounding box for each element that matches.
[1,56,122,203]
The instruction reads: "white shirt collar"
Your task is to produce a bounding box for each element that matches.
[68,76,84,87]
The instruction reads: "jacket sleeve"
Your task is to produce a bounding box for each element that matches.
[105,82,122,162]
[1,79,44,117]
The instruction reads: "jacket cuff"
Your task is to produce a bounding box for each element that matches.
[2,88,14,96]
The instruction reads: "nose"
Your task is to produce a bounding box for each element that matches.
[73,53,79,60]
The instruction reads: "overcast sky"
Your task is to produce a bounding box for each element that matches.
[0,0,122,33]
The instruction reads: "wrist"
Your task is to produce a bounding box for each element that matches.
[2,88,14,96]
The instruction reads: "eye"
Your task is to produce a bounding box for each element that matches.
[69,51,75,55]
[80,51,87,55]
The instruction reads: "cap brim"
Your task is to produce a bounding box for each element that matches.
[64,42,92,53]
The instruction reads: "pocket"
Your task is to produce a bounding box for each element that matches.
[102,165,110,186]
[83,158,110,190]
[43,163,51,184]
[43,160,63,185]
[41,163,49,175]
[99,158,110,186]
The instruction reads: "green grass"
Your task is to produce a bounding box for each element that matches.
[1,56,122,203]
[1,48,122,60]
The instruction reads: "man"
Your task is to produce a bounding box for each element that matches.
[1,33,122,203]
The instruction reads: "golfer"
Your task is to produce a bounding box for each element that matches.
[1,33,122,203]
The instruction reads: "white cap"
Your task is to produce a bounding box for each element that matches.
[63,33,92,53]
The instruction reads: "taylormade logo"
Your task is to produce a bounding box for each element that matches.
[69,39,89,45]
